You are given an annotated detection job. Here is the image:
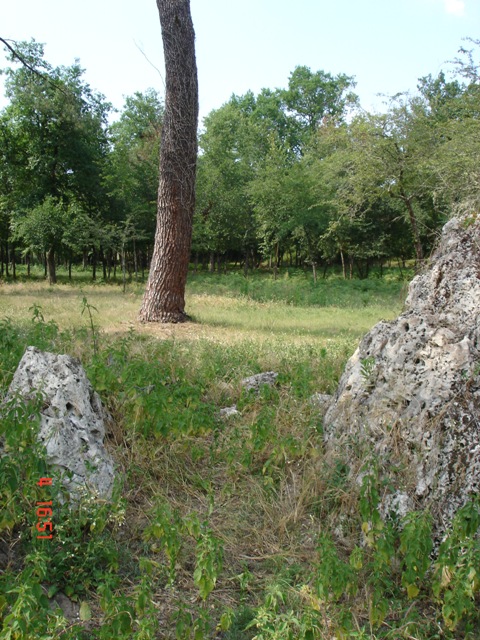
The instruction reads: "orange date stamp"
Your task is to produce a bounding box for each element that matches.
[36,477,53,540]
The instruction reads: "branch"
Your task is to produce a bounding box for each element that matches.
[0,37,45,78]
[134,40,165,90]
[0,37,69,97]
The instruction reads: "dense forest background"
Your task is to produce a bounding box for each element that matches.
[0,39,479,284]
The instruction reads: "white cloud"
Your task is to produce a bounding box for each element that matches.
[444,0,465,16]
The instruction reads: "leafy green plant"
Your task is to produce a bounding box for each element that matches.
[0,552,70,640]
[0,318,20,388]
[29,303,45,323]
[432,498,480,632]
[246,580,322,640]
[188,514,224,601]
[143,502,183,585]
[236,566,255,597]
[400,511,433,598]
[315,532,356,602]
[174,607,215,640]
[0,392,48,533]
[144,502,223,601]
[131,559,160,639]
[359,465,383,547]
[46,493,125,598]
[97,574,135,638]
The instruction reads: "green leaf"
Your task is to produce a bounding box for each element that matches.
[406,583,420,599]
[217,609,234,631]
[79,601,92,621]
[47,584,59,599]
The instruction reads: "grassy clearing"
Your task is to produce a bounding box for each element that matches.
[0,272,478,639]
[0,267,405,343]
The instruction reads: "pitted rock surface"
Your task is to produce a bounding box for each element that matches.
[241,372,278,394]
[323,215,480,532]
[310,393,333,414]
[219,405,240,419]
[7,347,115,502]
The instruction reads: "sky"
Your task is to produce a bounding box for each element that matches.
[1,0,479,126]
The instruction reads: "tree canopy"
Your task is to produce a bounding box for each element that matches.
[1,38,478,283]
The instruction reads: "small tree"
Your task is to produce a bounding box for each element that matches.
[13,197,67,284]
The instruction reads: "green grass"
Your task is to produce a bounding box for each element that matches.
[0,270,478,639]
[188,267,411,307]
[0,266,406,345]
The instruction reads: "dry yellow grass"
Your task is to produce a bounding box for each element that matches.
[0,280,400,348]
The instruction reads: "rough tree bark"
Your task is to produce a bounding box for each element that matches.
[139,0,198,322]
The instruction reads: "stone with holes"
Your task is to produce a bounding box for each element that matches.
[241,372,278,394]
[7,346,115,502]
[323,215,480,535]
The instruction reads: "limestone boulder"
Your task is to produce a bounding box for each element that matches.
[323,215,480,531]
[219,405,240,419]
[241,372,278,394]
[7,347,115,502]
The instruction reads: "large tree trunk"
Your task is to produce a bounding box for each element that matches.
[139,0,198,323]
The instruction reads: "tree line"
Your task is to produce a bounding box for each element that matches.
[0,41,162,284]
[0,39,478,284]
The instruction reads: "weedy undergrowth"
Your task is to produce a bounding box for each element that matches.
[1,281,479,639]
[432,498,480,633]
[245,462,479,640]
[143,499,225,637]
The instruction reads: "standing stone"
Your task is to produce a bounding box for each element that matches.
[7,347,115,502]
[323,215,480,533]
